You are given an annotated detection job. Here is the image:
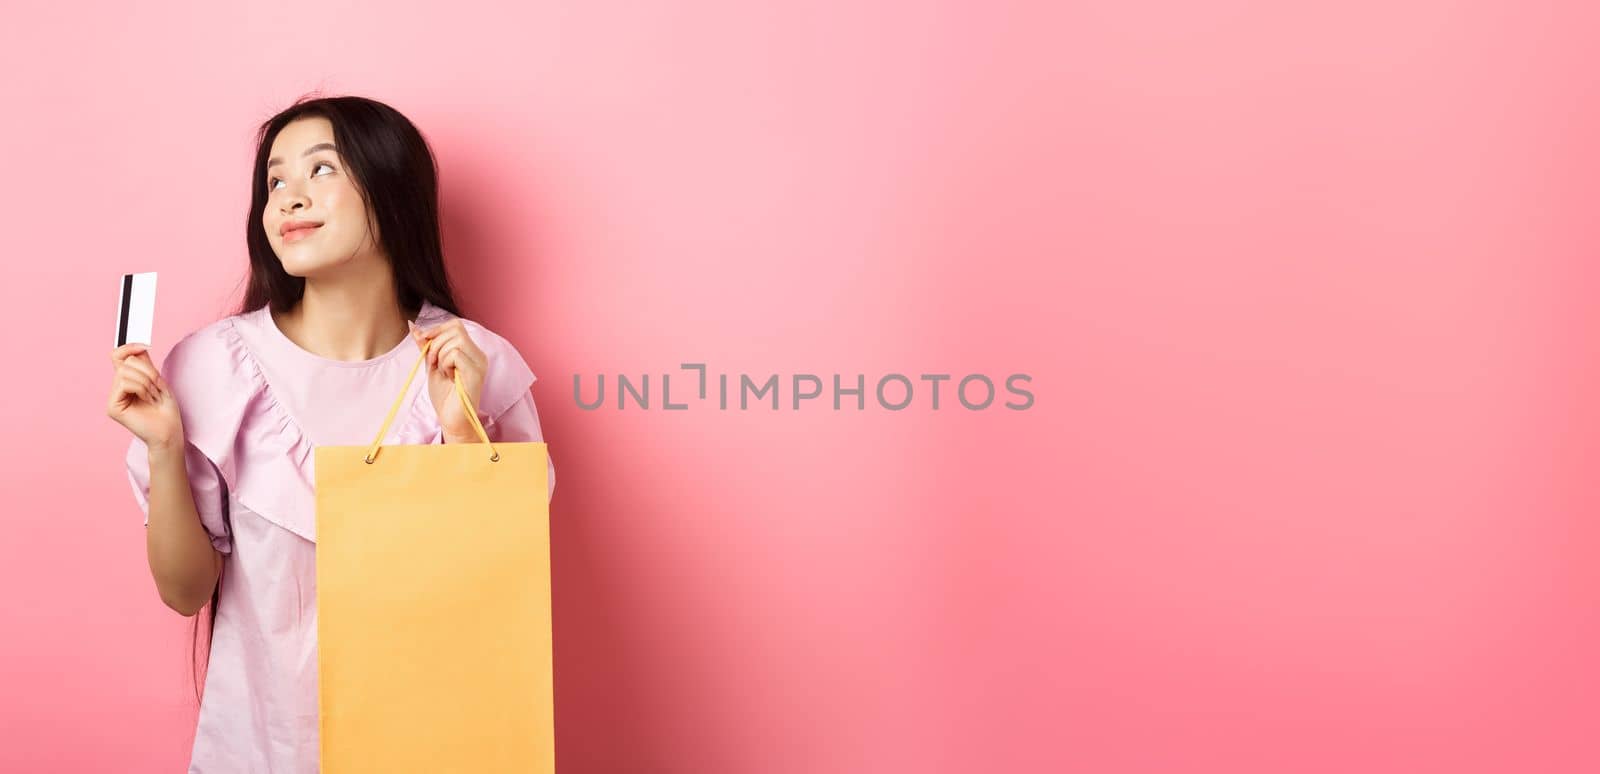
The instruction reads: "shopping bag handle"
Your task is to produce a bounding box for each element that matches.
[363,337,500,465]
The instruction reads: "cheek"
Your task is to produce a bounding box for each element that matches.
[328,186,372,234]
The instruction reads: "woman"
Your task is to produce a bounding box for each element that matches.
[104,94,556,771]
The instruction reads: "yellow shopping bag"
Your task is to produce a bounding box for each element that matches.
[315,337,554,773]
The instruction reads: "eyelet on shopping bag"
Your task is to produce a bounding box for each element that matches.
[364,454,375,464]
[490,452,500,462]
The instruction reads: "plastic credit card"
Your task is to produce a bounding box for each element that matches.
[116,271,157,347]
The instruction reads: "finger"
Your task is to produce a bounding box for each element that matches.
[428,329,461,370]
[414,326,437,365]
[421,319,467,343]
[117,373,158,405]
[133,374,159,405]
[440,329,482,366]
[120,360,166,399]
[455,342,484,378]
[113,373,144,404]
[416,319,457,339]
[448,348,487,387]
[443,346,476,380]
[109,377,136,413]
[435,338,465,376]
[110,342,150,364]
[121,355,161,387]
[116,349,159,385]
[411,324,434,356]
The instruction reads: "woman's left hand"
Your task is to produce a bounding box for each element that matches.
[412,319,488,442]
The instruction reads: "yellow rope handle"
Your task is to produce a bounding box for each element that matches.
[364,337,498,464]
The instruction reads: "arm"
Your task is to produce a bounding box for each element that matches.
[143,437,223,617]
[110,340,229,616]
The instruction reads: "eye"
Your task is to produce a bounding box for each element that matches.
[267,162,336,192]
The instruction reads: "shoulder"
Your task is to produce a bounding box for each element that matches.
[159,313,254,389]
[152,311,266,476]
[465,319,536,383]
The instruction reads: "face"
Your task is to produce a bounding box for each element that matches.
[261,116,380,276]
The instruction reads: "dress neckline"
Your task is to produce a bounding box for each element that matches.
[258,301,438,369]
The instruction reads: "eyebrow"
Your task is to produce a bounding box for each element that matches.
[266,142,339,168]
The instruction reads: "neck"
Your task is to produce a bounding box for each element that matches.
[275,267,414,362]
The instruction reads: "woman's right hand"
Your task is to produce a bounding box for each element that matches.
[107,343,184,450]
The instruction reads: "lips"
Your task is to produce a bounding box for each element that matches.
[280,220,323,237]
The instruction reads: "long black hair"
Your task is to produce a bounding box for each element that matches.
[193,92,466,702]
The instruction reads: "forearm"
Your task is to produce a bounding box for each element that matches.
[143,438,222,616]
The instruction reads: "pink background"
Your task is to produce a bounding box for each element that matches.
[2,1,1597,772]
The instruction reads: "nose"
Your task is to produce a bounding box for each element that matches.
[278,184,309,216]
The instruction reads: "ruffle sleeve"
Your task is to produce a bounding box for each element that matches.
[120,321,243,556]
[125,435,233,553]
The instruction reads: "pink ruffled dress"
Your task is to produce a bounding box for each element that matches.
[123,300,556,773]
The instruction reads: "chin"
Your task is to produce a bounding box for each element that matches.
[276,256,330,278]
[276,247,355,277]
